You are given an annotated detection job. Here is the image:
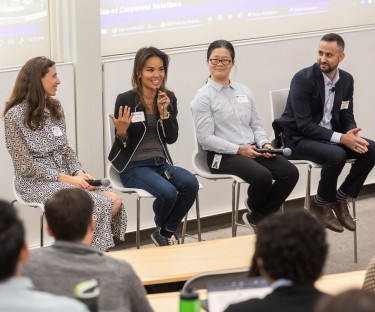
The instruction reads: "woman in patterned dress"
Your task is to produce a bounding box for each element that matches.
[3,57,126,252]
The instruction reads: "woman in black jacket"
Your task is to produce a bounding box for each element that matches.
[108,47,199,247]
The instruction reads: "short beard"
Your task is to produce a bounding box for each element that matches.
[318,60,339,74]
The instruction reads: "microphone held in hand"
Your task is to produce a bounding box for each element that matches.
[255,148,292,156]
[86,178,111,187]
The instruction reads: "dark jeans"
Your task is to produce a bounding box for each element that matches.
[207,152,299,221]
[287,137,375,202]
[119,157,199,232]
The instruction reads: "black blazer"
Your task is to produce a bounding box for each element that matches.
[273,63,356,147]
[108,90,178,173]
[224,285,326,312]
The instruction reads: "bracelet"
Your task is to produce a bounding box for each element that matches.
[161,112,170,119]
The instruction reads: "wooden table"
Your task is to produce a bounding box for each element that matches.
[146,270,366,312]
[107,235,256,285]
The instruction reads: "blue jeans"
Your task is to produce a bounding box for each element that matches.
[119,157,199,232]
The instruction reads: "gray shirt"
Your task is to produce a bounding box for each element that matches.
[191,78,270,154]
[22,241,154,312]
[0,277,88,312]
[131,113,165,162]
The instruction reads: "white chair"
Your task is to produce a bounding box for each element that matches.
[270,89,358,263]
[12,177,45,247]
[107,114,202,249]
[191,122,247,237]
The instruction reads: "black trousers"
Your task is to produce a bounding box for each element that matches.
[287,137,375,203]
[207,152,299,220]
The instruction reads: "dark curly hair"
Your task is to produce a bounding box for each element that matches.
[249,210,328,286]
[0,200,25,282]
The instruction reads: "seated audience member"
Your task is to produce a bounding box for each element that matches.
[315,289,375,312]
[3,56,125,252]
[190,40,299,233]
[363,257,375,292]
[22,189,153,312]
[225,210,328,312]
[273,33,375,233]
[0,200,88,312]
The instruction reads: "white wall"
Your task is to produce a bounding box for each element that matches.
[103,26,375,233]
[0,63,76,247]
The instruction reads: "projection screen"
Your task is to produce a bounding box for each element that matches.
[100,0,375,57]
[0,0,50,68]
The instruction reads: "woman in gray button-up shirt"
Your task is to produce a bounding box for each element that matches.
[191,40,299,233]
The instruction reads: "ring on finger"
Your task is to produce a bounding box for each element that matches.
[355,146,358,150]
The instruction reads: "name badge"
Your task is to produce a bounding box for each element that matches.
[132,112,145,123]
[52,126,63,137]
[235,95,248,103]
[211,154,222,169]
[341,101,349,110]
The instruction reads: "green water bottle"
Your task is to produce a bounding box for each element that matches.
[74,279,100,312]
[180,287,201,312]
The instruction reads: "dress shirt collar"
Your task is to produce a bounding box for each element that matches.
[322,69,340,87]
[51,240,103,256]
[0,277,34,291]
[271,278,293,290]
[207,77,235,91]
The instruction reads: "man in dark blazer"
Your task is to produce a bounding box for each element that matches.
[273,33,375,232]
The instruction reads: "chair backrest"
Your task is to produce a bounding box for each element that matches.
[270,88,290,121]
[191,119,211,176]
[182,267,250,291]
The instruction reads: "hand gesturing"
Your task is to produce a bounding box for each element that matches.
[109,106,134,139]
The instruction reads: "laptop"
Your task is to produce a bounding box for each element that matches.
[205,277,272,312]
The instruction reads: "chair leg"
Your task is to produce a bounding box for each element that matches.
[351,162,358,263]
[231,181,237,237]
[40,211,44,248]
[234,184,241,237]
[196,193,202,242]
[306,165,312,213]
[136,197,141,249]
[181,214,188,244]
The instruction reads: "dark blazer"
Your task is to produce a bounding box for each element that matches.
[273,63,356,147]
[224,285,325,312]
[108,90,178,173]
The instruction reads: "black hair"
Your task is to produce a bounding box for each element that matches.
[321,33,345,52]
[249,210,328,286]
[0,200,25,281]
[315,289,375,312]
[207,40,235,61]
[45,189,94,242]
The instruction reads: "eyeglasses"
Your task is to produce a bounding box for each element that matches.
[209,59,232,66]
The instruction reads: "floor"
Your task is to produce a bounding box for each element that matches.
[109,184,375,275]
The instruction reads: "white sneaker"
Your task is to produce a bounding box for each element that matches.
[242,212,257,234]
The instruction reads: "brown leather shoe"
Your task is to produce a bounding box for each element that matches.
[333,201,356,231]
[309,197,344,233]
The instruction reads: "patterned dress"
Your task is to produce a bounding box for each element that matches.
[4,101,127,251]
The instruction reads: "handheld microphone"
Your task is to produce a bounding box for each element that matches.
[86,178,111,187]
[255,148,292,156]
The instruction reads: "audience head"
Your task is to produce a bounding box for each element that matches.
[0,200,28,282]
[249,210,328,286]
[45,189,94,243]
[3,56,63,131]
[206,40,235,82]
[132,46,170,107]
[318,33,345,74]
[315,289,375,312]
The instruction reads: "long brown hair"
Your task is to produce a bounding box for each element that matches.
[3,56,63,131]
[131,46,171,110]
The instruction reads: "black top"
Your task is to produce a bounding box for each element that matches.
[108,90,178,172]
[224,285,326,312]
[272,62,356,147]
